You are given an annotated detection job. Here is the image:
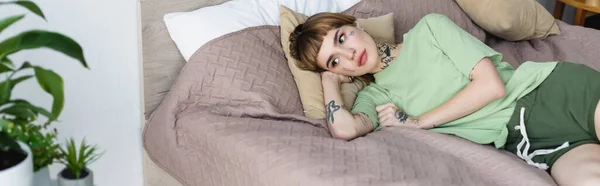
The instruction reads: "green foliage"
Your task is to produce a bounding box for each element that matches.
[0,124,20,152]
[0,1,88,171]
[0,15,24,33]
[0,1,46,20]
[57,138,102,179]
[33,66,64,120]
[0,30,88,69]
[6,117,60,170]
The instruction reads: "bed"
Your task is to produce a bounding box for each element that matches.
[141,0,600,185]
[141,1,231,185]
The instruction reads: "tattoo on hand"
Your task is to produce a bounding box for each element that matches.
[376,42,396,70]
[395,110,408,123]
[326,100,341,123]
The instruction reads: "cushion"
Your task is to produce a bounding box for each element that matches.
[279,5,395,119]
[456,0,560,41]
[358,0,486,44]
[164,0,361,61]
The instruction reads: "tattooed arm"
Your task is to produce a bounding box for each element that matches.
[322,72,374,141]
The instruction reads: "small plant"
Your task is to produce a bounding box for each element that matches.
[57,138,102,179]
[0,0,87,172]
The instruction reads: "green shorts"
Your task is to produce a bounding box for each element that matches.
[504,62,600,173]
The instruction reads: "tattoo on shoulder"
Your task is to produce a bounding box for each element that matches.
[326,100,341,123]
[376,42,396,70]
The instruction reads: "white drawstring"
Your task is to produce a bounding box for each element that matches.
[514,107,570,170]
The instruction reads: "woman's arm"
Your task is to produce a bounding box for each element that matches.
[377,58,504,129]
[417,57,505,129]
[383,14,505,129]
[321,72,374,140]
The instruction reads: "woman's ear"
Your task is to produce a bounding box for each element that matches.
[355,20,363,30]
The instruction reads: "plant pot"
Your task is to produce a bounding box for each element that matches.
[57,168,94,186]
[33,166,52,186]
[0,141,33,186]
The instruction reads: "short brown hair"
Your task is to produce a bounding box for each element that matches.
[288,13,374,84]
[288,13,356,72]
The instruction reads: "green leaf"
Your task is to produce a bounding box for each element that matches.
[74,168,80,179]
[1,57,13,67]
[84,147,102,165]
[0,1,45,20]
[78,139,86,165]
[18,61,32,70]
[33,67,63,120]
[0,103,36,119]
[57,138,102,178]
[31,105,51,119]
[67,139,77,173]
[0,30,87,68]
[0,14,25,33]
[7,99,51,119]
[0,63,12,73]
[0,80,10,104]
[0,119,9,129]
[83,146,95,160]
[0,75,32,104]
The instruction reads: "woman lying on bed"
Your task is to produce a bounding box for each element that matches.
[288,13,600,185]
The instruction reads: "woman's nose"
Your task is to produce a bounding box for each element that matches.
[338,47,356,61]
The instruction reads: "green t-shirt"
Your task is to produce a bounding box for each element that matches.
[351,14,557,148]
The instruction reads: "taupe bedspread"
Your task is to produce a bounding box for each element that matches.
[143,0,600,185]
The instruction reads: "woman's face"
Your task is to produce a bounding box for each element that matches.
[316,23,378,77]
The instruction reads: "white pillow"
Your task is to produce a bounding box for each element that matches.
[164,0,361,61]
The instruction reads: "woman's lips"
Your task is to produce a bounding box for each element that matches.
[358,49,367,67]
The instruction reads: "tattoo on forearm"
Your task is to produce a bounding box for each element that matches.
[326,100,341,123]
[395,110,408,123]
[376,42,396,70]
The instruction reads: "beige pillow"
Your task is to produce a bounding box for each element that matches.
[456,0,560,41]
[279,5,395,119]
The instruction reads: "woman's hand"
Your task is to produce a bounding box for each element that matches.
[375,103,422,129]
[321,71,352,84]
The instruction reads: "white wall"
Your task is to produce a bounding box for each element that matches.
[0,0,144,186]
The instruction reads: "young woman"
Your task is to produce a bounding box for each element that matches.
[288,13,600,185]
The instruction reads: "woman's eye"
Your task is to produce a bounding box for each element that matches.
[332,58,339,67]
[338,34,345,44]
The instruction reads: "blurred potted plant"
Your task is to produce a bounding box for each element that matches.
[56,138,102,186]
[0,1,87,186]
[0,133,33,186]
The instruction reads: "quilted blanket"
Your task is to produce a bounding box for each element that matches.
[143,0,600,185]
